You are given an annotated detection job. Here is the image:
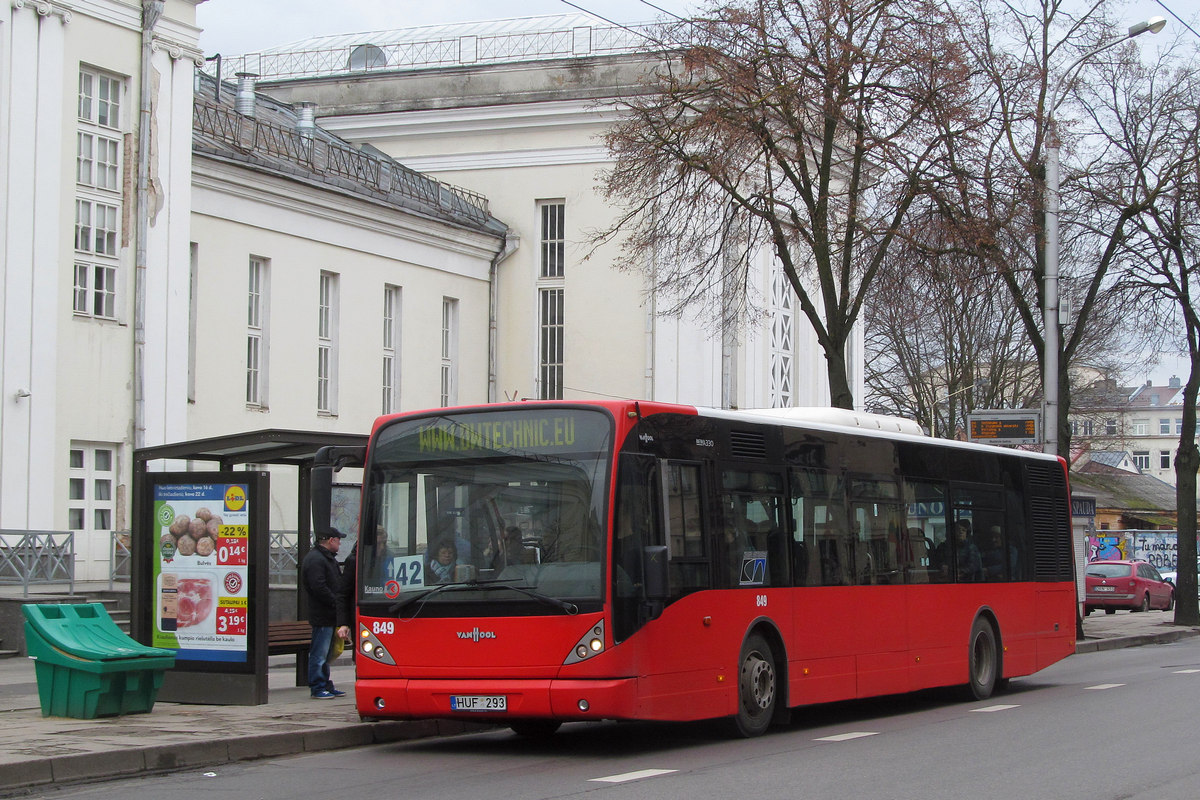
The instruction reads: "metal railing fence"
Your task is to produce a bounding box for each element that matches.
[0,530,75,597]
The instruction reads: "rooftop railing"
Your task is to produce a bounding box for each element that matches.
[193,98,493,225]
[206,22,671,81]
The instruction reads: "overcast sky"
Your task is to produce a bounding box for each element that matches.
[196,0,699,56]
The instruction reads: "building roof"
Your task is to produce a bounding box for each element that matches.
[1128,379,1187,409]
[1075,450,1138,474]
[192,71,508,237]
[210,13,672,81]
[1069,470,1190,524]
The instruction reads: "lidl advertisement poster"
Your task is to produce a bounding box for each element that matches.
[152,483,251,662]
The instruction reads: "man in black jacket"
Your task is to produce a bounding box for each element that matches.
[301,529,345,699]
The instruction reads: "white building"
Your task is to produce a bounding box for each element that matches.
[228,13,857,412]
[2,0,203,579]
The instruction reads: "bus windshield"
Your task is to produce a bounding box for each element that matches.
[357,408,613,615]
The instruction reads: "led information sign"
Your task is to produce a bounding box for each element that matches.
[967,411,1041,445]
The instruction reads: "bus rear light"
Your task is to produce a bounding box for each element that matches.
[564,619,606,665]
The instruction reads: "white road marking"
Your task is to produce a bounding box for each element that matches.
[971,704,1020,712]
[589,769,678,783]
[1084,683,1126,690]
[815,731,880,742]
[1173,669,1200,674]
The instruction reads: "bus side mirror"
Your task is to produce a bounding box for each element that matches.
[311,446,365,537]
[643,545,669,602]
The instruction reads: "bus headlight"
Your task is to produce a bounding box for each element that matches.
[358,624,396,666]
[564,620,605,665]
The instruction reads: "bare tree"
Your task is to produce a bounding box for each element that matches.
[1096,48,1200,624]
[864,224,1042,436]
[939,0,1165,457]
[597,0,973,408]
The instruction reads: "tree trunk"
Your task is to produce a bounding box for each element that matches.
[1173,354,1200,626]
[825,347,854,410]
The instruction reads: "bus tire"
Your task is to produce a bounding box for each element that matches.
[966,617,998,701]
[510,720,562,738]
[731,633,777,738]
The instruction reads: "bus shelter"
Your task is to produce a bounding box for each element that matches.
[131,429,366,704]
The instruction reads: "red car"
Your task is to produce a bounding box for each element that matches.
[1085,560,1174,614]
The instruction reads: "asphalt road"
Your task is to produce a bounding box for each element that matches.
[25,635,1200,800]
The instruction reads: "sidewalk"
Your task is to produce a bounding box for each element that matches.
[0,610,1193,795]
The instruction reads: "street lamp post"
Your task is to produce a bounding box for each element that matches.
[1042,16,1166,456]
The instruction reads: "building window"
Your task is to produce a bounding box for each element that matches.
[77,131,120,191]
[440,297,458,407]
[317,272,339,414]
[539,288,564,400]
[1160,451,1172,469]
[73,263,117,318]
[537,201,565,399]
[1160,418,1171,434]
[1106,418,1118,436]
[382,285,401,414]
[75,68,125,321]
[540,202,565,278]
[68,444,115,533]
[79,70,122,129]
[1133,451,1150,470]
[1177,418,1184,435]
[1133,419,1149,436]
[246,257,269,407]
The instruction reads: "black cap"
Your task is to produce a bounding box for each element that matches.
[317,527,346,540]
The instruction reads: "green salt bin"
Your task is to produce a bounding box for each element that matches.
[22,603,176,719]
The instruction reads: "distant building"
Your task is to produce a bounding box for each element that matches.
[1069,376,1198,487]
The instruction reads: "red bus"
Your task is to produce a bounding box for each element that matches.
[312,400,1075,737]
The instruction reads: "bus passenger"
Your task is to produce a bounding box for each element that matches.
[981,525,1017,580]
[493,526,537,570]
[954,519,983,581]
[426,538,459,583]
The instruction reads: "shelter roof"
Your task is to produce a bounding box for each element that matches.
[133,429,367,468]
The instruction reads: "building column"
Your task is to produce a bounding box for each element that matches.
[1,0,68,528]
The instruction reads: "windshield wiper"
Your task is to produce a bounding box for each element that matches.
[387,579,578,615]
[388,578,524,614]
[474,583,579,615]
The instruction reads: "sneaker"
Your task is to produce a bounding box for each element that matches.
[311,690,336,699]
[328,688,346,697]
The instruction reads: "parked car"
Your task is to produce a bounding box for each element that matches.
[1084,560,1174,614]
[1161,560,1200,595]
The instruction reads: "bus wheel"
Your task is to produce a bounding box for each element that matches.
[731,633,776,737]
[510,720,562,738]
[966,617,998,701]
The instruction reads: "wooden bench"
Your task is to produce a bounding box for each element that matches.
[267,620,311,687]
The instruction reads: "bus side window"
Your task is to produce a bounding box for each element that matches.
[905,480,950,584]
[790,468,846,587]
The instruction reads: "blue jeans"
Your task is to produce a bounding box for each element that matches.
[307,625,335,694]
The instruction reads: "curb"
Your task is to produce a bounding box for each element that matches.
[1075,627,1200,654]
[0,718,493,794]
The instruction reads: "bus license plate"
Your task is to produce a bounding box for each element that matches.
[451,695,506,712]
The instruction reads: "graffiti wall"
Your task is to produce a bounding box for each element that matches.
[1087,530,1196,572]
[1088,534,1130,562]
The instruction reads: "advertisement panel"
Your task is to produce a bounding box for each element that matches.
[136,471,269,704]
[151,482,252,662]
